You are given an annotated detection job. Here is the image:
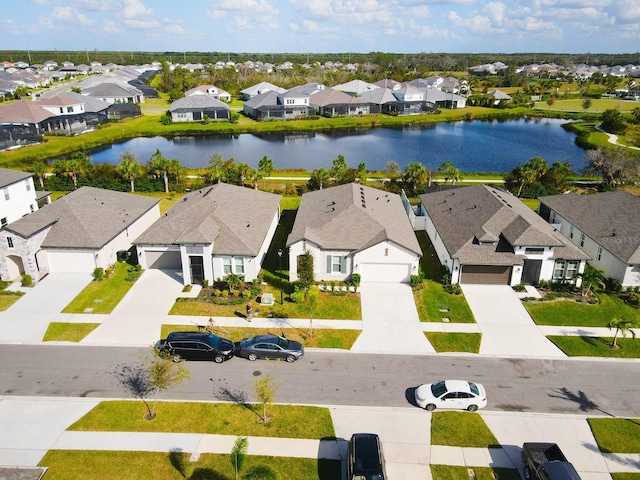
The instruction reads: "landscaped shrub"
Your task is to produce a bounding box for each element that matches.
[21,274,32,287]
[290,285,306,304]
[213,289,221,297]
[297,251,315,289]
[93,268,104,281]
[443,283,462,295]
[410,274,423,288]
[350,273,361,292]
[241,289,252,300]
[513,284,526,292]
[125,265,142,282]
[606,277,622,293]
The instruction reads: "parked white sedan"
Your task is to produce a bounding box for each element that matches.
[415,380,487,412]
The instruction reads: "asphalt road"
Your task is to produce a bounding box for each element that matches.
[1,344,639,417]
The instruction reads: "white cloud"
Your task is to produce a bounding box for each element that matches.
[302,18,321,33]
[122,0,153,19]
[29,0,48,5]
[102,19,122,33]
[50,6,93,26]
[483,2,506,26]
[208,0,279,16]
[71,0,120,11]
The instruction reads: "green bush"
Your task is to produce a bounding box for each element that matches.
[513,283,526,292]
[443,283,462,295]
[350,273,361,292]
[290,285,306,304]
[93,268,104,281]
[202,279,209,288]
[213,289,221,297]
[21,274,32,287]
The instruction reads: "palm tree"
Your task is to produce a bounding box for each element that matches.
[577,264,605,297]
[515,156,548,197]
[230,437,277,480]
[167,159,184,187]
[236,162,252,186]
[147,149,170,193]
[356,162,367,183]
[310,168,330,190]
[258,155,274,188]
[439,160,462,185]
[31,160,47,189]
[117,150,143,192]
[607,317,637,349]
[403,162,427,192]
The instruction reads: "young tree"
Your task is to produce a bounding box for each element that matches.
[582,98,592,112]
[356,162,368,183]
[403,162,428,192]
[439,160,462,184]
[306,285,319,337]
[297,250,315,289]
[117,150,143,192]
[253,365,281,424]
[231,437,248,480]
[258,155,274,188]
[577,264,605,297]
[31,160,47,189]
[384,161,400,182]
[167,159,185,187]
[147,149,170,193]
[607,317,637,349]
[236,162,252,186]
[308,168,330,190]
[330,154,348,185]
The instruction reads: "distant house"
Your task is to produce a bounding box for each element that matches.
[82,82,145,104]
[185,84,232,103]
[240,81,286,100]
[243,83,322,120]
[169,95,230,122]
[134,184,281,285]
[309,89,370,117]
[287,183,421,283]
[487,89,513,105]
[413,185,588,286]
[0,99,51,147]
[538,191,640,287]
[331,80,379,96]
[0,187,159,283]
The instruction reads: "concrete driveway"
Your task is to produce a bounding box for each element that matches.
[80,269,185,346]
[352,282,435,355]
[461,285,566,357]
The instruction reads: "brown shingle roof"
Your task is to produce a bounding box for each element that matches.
[286,183,421,255]
[4,187,159,249]
[134,183,281,256]
[0,99,53,124]
[540,191,640,263]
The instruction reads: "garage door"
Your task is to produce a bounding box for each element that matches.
[460,265,512,285]
[45,251,96,272]
[359,263,411,283]
[145,250,182,269]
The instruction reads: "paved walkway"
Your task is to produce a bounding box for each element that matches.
[1,396,639,479]
[461,285,567,357]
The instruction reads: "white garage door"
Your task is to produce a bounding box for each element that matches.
[45,251,96,272]
[359,263,411,283]
[145,250,182,269]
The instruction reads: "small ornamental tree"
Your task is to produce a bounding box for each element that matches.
[608,317,637,349]
[306,285,319,336]
[297,251,315,290]
[253,364,281,424]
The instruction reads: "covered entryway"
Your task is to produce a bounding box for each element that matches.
[522,259,542,285]
[358,263,411,283]
[189,256,204,284]
[145,250,181,269]
[5,255,25,280]
[460,265,512,285]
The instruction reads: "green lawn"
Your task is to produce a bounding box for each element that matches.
[431,411,498,447]
[588,418,640,453]
[70,401,335,439]
[62,262,140,314]
[534,98,639,113]
[612,474,640,480]
[425,332,481,353]
[414,280,475,323]
[525,292,640,327]
[42,322,100,342]
[431,465,521,480]
[548,336,640,358]
[161,324,361,349]
[0,294,21,311]
[39,451,340,480]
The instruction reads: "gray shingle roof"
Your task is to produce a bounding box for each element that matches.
[286,183,421,255]
[134,183,281,256]
[169,95,230,111]
[420,185,588,265]
[540,191,640,263]
[0,99,53,124]
[0,168,32,189]
[4,186,159,249]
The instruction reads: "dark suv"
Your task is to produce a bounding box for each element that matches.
[348,433,386,480]
[160,331,234,363]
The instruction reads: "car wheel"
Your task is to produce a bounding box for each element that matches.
[172,354,182,363]
[425,404,436,411]
[285,354,296,363]
[248,353,258,361]
[467,404,478,412]
[213,355,224,364]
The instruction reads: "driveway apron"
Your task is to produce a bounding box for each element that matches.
[0,273,92,343]
[461,285,566,357]
[352,282,435,355]
[80,269,184,346]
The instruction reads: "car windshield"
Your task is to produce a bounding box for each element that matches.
[469,382,479,396]
[431,381,448,398]
[206,334,221,347]
[276,337,290,349]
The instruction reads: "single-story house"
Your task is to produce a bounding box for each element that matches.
[169,95,230,122]
[487,89,513,105]
[185,84,232,103]
[286,183,422,283]
[538,191,640,287]
[134,183,281,285]
[331,80,379,96]
[414,185,589,285]
[0,187,159,283]
[240,82,286,100]
[309,89,370,117]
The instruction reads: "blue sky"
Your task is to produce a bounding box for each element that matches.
[2,0,638,54]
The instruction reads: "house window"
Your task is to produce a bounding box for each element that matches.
[26,181,31,192]
[234,257,244,275]
[326,255,346,274]
[222,256,232,274]
[3,188,9,201]
[222,256,245,275]
[525,247,544,254]
[286,99,294,105]
[30,205,34,213]
[566,261,579,279]
[6,237,13,248]
[553,260,565,279]
[550,213,556,223]
[569,226,574,239]
[597,247,602,261]
[67,106,73,113]
[580,233,585,247]
[553,260,579,280]
[0,218,6,227]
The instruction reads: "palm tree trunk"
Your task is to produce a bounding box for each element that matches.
[130,179,135,192]
[163,172,169,193]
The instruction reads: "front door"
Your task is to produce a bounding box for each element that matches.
[522,259,542,285]
[189,256,204,284]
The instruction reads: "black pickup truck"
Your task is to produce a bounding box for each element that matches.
[522,442,582,480]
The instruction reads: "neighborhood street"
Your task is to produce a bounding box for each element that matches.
[1,344,639,418]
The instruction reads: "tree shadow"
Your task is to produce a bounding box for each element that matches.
[318,437,346,480]
[548,387,613,416]
[169,449,187,478]
[188,468,227,480]
[212,385,261,420]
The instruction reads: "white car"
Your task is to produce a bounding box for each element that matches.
[415,380,487,412]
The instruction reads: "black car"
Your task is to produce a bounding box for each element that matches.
[348,433,387,480]
[160,331,234,363]
[234,334,304,362]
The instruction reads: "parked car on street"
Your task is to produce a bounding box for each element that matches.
[234,334,304,362]
[159,331,234,363]
[414,380,487,412]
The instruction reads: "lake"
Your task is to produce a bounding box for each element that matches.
[89,117,586,173]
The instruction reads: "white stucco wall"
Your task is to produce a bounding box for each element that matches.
[0,177,38,225]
